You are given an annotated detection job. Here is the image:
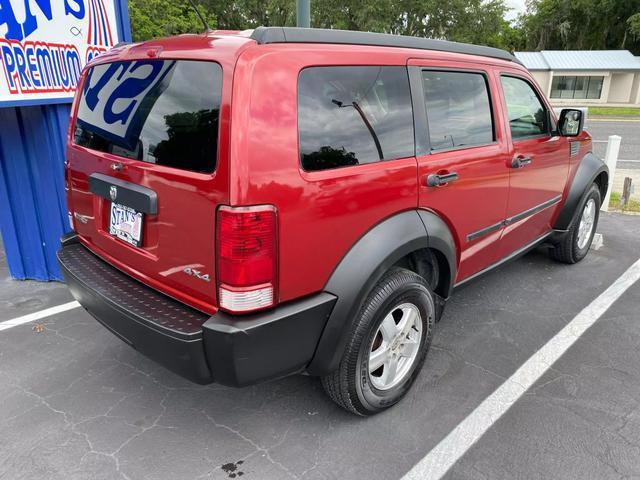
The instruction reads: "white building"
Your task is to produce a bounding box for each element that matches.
[514,50,640,107]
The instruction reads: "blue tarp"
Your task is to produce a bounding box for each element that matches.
[0,0,131,281]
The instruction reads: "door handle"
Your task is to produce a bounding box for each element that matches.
[511,156,533,168]
[426,172,459,187]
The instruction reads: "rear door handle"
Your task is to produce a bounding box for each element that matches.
[426,172,459,187]
[511,156,533,168]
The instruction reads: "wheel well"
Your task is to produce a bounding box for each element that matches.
[393,248,451,300]
[594,171,608,200]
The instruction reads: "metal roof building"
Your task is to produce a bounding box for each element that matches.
[514,50,640,107]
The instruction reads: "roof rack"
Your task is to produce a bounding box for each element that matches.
[250,27,521,65]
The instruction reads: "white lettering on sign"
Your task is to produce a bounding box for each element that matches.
[0,0,121,106]
[76,60,176,150]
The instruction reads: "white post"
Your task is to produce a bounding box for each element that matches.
[601,135,621,212]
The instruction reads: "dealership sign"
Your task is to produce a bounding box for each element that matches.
[0,0,120,106]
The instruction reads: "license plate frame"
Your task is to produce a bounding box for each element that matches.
[109,203,144,248]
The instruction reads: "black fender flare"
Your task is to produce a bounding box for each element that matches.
[306,210,457,376]
[554,152,609,231]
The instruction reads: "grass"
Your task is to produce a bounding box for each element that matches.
[609,191,640,213]
[588,107,640,117]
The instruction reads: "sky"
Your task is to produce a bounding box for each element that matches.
[505,0,528,21]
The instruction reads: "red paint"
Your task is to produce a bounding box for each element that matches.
[66,32,588,314]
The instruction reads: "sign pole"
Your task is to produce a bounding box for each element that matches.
[297,0,310,28]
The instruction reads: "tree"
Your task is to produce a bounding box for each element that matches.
[628,12,640,46]
[518,0,640,54]
[203,0,296,29]
[129,0,519,50]
[128,0,216,42]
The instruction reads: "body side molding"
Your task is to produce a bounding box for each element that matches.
[307,210,457,376]
[554,152,608,231]
[455,231,553,289]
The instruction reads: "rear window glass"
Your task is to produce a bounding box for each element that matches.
[298,66,414,171]
[74,60,222,174]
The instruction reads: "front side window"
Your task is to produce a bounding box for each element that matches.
[74,60,222,174]
[550,75,604,100]
[421,70,494,151]
[298,66,414,171]
[501,76,549,140]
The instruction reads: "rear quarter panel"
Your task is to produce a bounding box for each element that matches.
[230,44,420,303]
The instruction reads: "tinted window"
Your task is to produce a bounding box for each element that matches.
[421,71,494,151]
[298,66,414,171]
[550,75,604,100]
[74,60,222,174]
[501,76,549,139]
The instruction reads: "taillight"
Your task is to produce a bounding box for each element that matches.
[64,160,71,191]
[216,205,277,313]
[65,161,74,230]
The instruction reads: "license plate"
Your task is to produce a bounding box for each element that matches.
[109,203,144,247]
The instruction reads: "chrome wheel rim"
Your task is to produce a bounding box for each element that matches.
[577,198,596,250]
[368,303,422,391]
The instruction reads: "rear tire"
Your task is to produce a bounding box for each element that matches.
[550,183,601,264]
[321,268,434,416]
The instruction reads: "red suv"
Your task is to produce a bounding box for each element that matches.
[58,27,608,415]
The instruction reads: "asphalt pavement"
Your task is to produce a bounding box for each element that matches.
[1,212,640,479]
[585,118,640,201]
[586,118,639,167]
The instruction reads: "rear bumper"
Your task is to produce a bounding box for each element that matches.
[57,234,336,386]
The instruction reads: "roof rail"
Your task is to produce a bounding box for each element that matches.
[250,27,521,65]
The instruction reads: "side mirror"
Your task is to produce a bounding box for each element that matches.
[558,109,584,137]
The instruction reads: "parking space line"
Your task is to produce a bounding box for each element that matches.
[0,301,80,332]
[402,258,640,480]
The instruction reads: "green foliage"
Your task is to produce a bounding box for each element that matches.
[628,12,640,39]
[126,0,639,55]
[609,191,640,213]
[588,106,640,116]
[129,0,520,50]
[204,0,296,28]
[308,0,522,50]
[518,0,640,54]
[128,0,216,42]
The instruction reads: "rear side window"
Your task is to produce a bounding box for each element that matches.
[298,66,414,171]
[74,60,222,174]
[500,76,549,139]
[421,70,494,151]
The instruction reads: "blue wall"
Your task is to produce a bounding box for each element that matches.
[0,0,131,281]
[0,105,71,280]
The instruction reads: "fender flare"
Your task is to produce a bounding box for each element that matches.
[306,210,457,376]
[554,152,609,231]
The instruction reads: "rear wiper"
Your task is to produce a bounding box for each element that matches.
[332,99,383,160]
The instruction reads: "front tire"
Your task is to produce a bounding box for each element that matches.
[550,183,601,264]
[321,268,434,416]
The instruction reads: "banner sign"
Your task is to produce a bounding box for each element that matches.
[0,0,121,107]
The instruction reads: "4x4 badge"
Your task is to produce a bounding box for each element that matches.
[183,267,210,283]
[109,185,118,202]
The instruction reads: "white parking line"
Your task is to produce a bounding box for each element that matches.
[402,258,640,480]
[0,301,80,332]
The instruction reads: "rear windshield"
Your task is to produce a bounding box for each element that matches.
[74,60,222,174]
